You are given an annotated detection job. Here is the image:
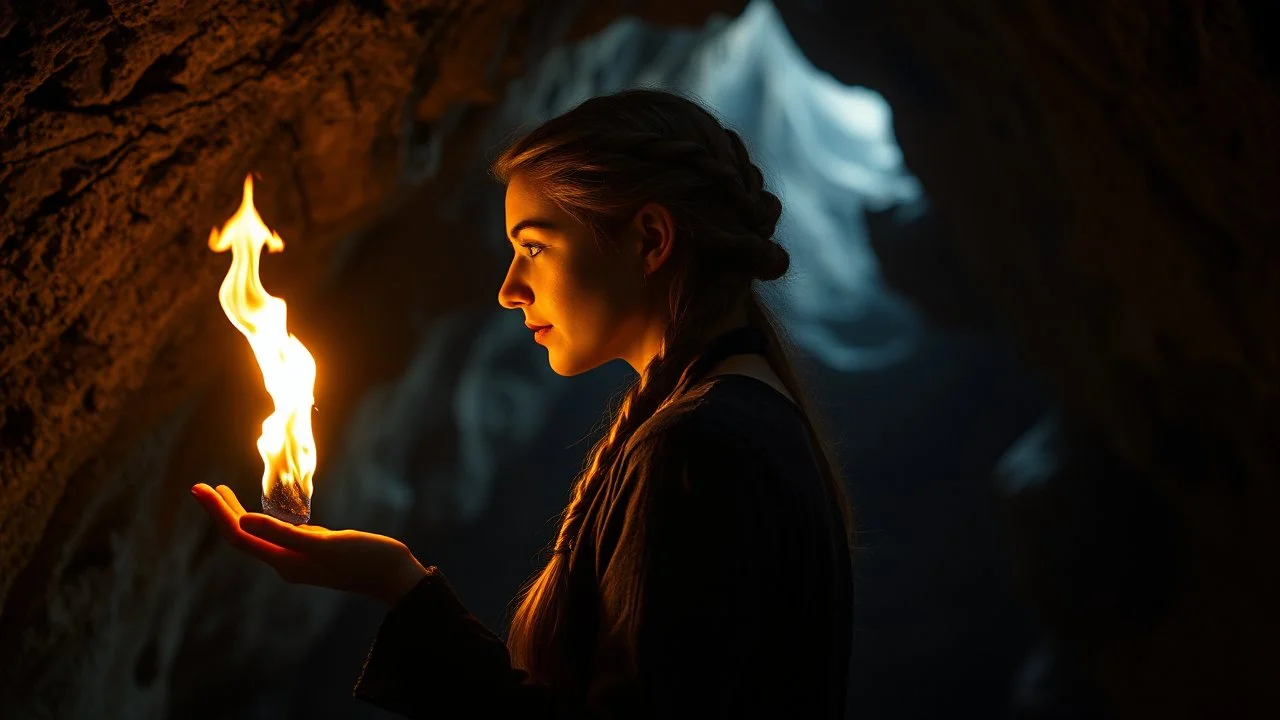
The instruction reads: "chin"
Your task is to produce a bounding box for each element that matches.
[546,349,606,377]
[547,356,591,377]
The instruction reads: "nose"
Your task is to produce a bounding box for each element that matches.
[497,258,531,310]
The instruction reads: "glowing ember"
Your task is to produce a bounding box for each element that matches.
[208,175,318,525]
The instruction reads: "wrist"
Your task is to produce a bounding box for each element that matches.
[382,551,429,607]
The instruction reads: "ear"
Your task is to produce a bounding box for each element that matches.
[631,202,677,276]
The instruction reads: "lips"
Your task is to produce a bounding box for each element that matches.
[525,322,552,331]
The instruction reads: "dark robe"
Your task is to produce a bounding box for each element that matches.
[352,333,854,719]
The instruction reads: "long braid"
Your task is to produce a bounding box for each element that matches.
[506,287,742,684]
[568,287,738,541]
[719,128,852,536]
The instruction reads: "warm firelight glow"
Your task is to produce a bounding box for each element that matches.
[208,174,317,525]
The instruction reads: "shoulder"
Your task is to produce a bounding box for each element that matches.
[611,387,759,490]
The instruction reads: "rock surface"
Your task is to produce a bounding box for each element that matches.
[773,1,1280,716]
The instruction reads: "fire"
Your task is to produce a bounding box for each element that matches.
[208,174,317,525]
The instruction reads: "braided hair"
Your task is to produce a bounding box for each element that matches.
[492,89,852,687]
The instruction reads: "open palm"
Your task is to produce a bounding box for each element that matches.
[191,483,428,606]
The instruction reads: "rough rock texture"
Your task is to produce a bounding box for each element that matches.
[774,1,1279,717]
[1,0,441,612]
[0,1,745,717]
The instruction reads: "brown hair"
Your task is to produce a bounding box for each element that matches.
[491,88,854,686]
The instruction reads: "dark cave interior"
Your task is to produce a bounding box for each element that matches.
[1,1,1278,718]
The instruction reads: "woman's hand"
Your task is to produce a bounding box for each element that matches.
[190,483,429,607]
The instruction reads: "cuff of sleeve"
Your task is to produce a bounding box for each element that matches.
[352,566,451,705]
[352,566,518,715]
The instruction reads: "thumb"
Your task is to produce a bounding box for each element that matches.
[239,513,325,553]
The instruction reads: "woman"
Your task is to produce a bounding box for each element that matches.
[193,89,855,719]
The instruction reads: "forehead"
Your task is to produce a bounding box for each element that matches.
[504,173,558,219]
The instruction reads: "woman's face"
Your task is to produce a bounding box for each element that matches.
[498,173,658,376]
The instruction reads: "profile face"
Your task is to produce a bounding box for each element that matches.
[498,173,647,376]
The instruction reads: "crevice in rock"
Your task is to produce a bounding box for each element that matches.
[24,34,195,117]
[0,131,115,167]
[0,403,36,459]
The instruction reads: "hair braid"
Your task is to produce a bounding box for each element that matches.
[588,131,789,281]
[506,126,786,279]
[722,129,788,278]
[547,271,742,559]
[641,130,788,280]
[506,269,743,685]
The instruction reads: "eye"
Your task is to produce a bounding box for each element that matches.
[519,242,545,258]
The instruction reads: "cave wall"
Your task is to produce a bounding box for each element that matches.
[771,1,1280,716]
[1,0,443,615]
[778,0,1279,481]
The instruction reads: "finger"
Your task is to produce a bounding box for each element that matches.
[215,485,248,516]
[192,484,238,532]
[239,513,328,553]
[193,486,310,566]
[193,488,257,547]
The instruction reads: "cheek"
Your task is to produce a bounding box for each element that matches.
[558,245,627,311]
[570,254,641,326]
[549,252,640,354]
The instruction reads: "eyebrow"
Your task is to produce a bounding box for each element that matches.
[508,218,558,241]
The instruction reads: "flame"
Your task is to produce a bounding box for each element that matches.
[208,175,317,525]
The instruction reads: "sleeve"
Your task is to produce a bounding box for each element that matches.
[351,566,572,719]
[352,421,768,720]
